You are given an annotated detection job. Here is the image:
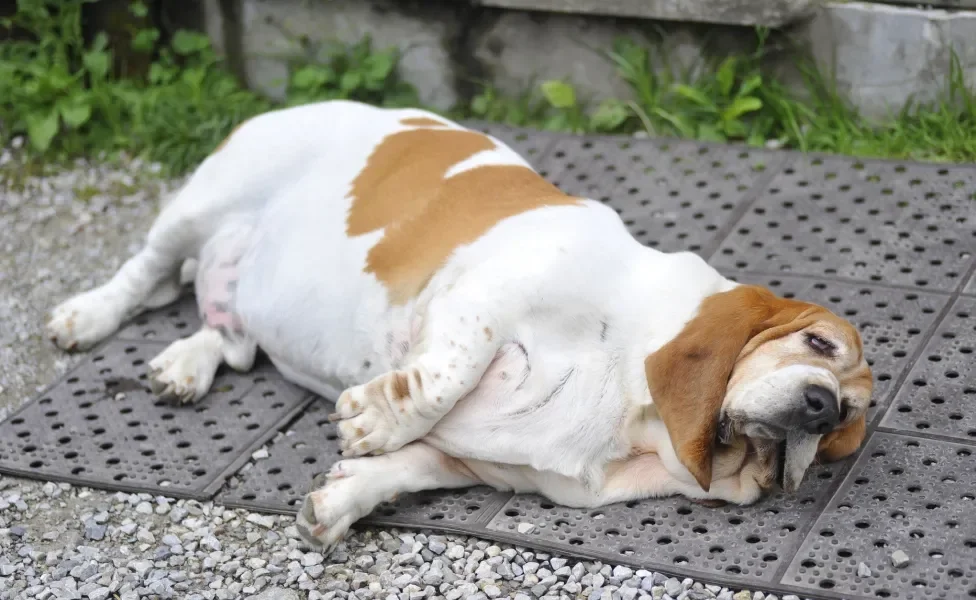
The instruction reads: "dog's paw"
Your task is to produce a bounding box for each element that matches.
[331,377,433,458]
[45,289,123,352]
[295,460,376,553]
[148,335,221,404]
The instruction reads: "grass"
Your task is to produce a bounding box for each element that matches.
[1,0,976,177]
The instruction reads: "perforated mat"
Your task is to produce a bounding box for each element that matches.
[3,125,976,600]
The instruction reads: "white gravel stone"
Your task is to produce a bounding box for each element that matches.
[891,550,911,569]
[857,562,873,578]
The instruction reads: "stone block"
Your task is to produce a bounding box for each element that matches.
[470,0,820,27]
[802,1,976,119]
[238,0,459,109]
[472,10,755,105]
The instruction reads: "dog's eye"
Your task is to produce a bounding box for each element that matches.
[805,333,836,355]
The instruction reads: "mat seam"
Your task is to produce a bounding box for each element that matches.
[702,153,794,262]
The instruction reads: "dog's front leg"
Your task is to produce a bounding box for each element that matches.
[332,281,504,457]
[295,442,481,554]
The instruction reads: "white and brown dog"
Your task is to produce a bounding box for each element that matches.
[45,100,872,553]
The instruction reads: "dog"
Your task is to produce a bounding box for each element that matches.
[45,100,872,553]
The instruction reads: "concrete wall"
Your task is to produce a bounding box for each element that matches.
[204,0,976,119]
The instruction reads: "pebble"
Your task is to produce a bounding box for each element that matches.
[247,513,277,529]
[890,550,911,569]
[516,523,535,534]
[857,562,873,578]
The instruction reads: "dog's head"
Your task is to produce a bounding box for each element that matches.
[644,284,872,494]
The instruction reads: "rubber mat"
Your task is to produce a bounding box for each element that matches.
[0,294,314,499]
[3,128,976,600]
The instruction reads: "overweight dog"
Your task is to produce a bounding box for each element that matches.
[46,100,872,553]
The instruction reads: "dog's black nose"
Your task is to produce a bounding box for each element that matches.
[801,384,840,434]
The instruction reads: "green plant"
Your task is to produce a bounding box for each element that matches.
[285,36,418,108]
[0,0,113,153]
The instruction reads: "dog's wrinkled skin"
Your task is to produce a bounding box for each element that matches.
[45,100,872,554]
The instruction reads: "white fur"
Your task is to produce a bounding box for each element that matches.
[46,100,810,551]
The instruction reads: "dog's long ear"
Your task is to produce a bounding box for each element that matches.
[817,414,866,462]
[644,285,820,491]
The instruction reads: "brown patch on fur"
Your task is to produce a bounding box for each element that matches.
[400,116,447,127]
[644,285,843,491]
[817,414,866,462]
[484,327,493,341]
[390,372,411,402]
[346,128,578,303]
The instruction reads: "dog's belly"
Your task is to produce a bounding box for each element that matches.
[213,182,416,397]
[426,341,627,483]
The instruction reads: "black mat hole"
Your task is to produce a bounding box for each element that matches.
[246,423,260,430]
[141,449,155,457]
[16,431,29,438]
[23,445,36,453]
[959,449,972,457]
[569,538,583,546]
[673,556,689,565]
[949,569,964,578]
[619,547,634,556]
[268,468,282,475]
[819,580,835,589]
[763,553,777,562]
[746,535,761,543]
[504,509,520,517]
[124,346,137,354]
[837,549,852,558]
[58,436,71,445]
[728,517,743,525]
[133,434,146,441]
[910,530,925,539]
[302,457,316,465]
[855,521,870,529]
[781,524,796,533]
[876,590,892,598]
[277,483,291,491]
[641,518,656,527]
[150,464,163,471]
[930,550,945,559]
[113,474,126,481]
[693,526,707,534]
[874,539,887,548]
[605,529,619,538]
[242,494,256,501]
[890,511,905,519]
[725,566,741,574]
[819,529,835,537]
[193,469,206,477]
[71,467,85,475]
[709,546,724,554]
[656,536,672,545]
[219,446,233,453]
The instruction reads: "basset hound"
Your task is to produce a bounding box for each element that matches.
[45,100,872,553]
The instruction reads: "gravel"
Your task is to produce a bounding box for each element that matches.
[0,151,817,600]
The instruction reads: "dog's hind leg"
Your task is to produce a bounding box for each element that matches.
[147,219,259,404]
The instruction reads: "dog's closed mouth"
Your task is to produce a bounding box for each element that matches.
[775,440,788,489]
